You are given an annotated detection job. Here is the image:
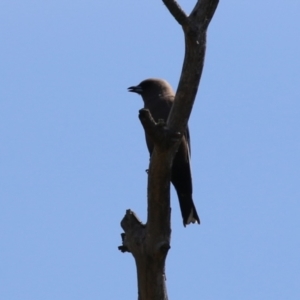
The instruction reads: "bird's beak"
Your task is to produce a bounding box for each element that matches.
[128,85,143,94]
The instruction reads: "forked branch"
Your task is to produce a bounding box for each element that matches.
[119,1,219,299]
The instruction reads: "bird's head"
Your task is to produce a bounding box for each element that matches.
[128,78,174,100]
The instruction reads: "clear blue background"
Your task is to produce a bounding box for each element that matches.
[1,1,299,299]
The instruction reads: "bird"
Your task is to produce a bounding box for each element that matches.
[128,78,200,226]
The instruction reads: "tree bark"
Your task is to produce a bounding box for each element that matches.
[118,1,219,299]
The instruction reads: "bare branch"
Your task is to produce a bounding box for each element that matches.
[168,0,219,138]
[119,1,219,299]
[190,0,219,30]
[118,210,146,254]
[162,0,188,26]
[138,108,182,151]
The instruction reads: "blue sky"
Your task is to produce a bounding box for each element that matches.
[1,1,299,299]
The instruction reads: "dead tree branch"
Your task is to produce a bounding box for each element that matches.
[119,1,219,299]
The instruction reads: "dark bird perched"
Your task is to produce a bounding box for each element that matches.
[128,78,200,226]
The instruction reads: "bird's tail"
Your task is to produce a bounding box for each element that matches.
[178,194,200,226]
